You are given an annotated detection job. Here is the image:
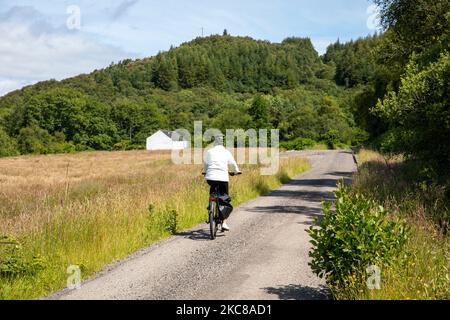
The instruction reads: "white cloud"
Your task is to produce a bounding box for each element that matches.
[311,38,335,55]
[0,79,31,96]
[0,5,133,96]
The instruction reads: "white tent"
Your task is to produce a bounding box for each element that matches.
[146,130,189,151]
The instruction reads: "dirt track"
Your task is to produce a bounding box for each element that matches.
[50,150,356,300]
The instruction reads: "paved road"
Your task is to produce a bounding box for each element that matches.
[50,150,356,300]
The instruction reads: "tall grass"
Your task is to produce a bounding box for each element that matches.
[346,149,450,300]
[0,150,310,299]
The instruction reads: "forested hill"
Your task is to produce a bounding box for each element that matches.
[119,35,322,92]
[0,35,356,156]
[2,35,324,99]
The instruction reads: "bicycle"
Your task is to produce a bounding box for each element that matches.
[203,172,241,240]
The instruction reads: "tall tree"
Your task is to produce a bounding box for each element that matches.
[249,95,270,129]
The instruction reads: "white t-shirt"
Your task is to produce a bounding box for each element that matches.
[204,145,240,182]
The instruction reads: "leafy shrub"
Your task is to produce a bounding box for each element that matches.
[280,137,316,150]
[0,236,45,278]
[113,140,132,151]
[308,182,409,292]
[16,126,77,155]
[0,129,18,157]
[350,128,369,147]
[144,204,178,239]
[164,209,178,235]
[17,126,53,154]
[321,129,339,149]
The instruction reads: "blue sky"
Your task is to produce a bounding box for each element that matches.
[0,0,381,96]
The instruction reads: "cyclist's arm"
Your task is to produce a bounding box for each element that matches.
[227,151,240,173]
[203,150,211,174]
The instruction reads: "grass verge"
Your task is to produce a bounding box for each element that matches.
[313,149,449,299]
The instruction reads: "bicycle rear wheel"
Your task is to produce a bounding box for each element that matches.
[209,202,216,240]
[214,203,220,238]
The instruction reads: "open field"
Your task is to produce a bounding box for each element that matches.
[0,149,310,299]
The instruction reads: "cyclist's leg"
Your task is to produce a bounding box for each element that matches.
[215,181,228,196]
[206,180,214,195]
[218,181,231,230]
[207,180,222,195]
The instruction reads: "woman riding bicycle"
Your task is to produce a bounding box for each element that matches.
[203,135,241,231]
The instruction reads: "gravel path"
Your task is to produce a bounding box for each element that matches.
[50,150,356,300]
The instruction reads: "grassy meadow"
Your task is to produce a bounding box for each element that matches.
[0,149,310,299]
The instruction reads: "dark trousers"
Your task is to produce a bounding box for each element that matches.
[207,180,229,196]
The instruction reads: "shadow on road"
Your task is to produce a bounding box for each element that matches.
[265,189,334,201]
[176,229,225,241]
[256,170,355,202]
[327,171,353,179]
[263,284,329,300]
[247,204,323,216]
[287,178,340,188]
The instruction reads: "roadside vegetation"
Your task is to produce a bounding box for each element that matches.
[309,149,449,299]
[351,150,449,299]
[0,150,310,299]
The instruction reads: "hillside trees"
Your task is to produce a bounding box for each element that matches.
[0,128,18,156]
[111,98,168,145]
[374,0,450,67]
[321,0,450,175]
[371,0,450,174]
[375,52,450,174]
[0,35,364,156]
[249,95,270,129]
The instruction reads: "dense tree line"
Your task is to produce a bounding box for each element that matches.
[323,0,450,176]
[0,35,361,156]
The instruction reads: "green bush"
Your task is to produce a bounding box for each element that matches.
[0,129,18,157]
[144,204,178,239]
[0,236,45,278]
[113,140,132,151]
[164,209,178,235]
[308,182,409,292]
[321,129,339,149]
[350,128,369,147]
[280,137,316,150]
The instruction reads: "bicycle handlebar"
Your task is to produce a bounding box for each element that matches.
[202,172,242,176]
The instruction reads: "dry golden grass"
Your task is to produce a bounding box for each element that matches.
[0,150,176,235]
[0,149,310,299]
[356,148,385,164]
